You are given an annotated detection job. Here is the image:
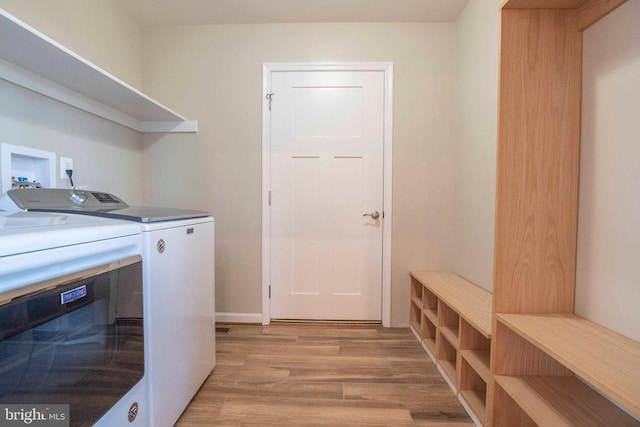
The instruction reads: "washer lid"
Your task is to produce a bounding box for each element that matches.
[4,189,210,222]
[28,207,210,223]
[0,211,141,257]
[4,188,128,210]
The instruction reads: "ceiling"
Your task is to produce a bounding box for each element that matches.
[112,0,469,27]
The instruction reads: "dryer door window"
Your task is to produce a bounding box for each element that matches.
[0,259,144,426]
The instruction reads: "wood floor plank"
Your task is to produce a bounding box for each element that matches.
[344,383,472,423]
[243,353,391,369]
[181,415,421,427]
[298,337,419,346]
[214,351,247,366]
[206,364,290,381]
[261,326,379,338]
[220,342,340,356]
[243,354,395,382]
[222,325,263,335]
[340,343,428,359]
[219,395,413,425]
[177,325,472,426]
[174,392,226,425]
[389,359,450,383]
[219,333,298,344]
[200,379,344,400]
[376,327,417,338]
[287,368,397,382]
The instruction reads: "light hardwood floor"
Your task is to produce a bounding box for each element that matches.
[176,324,472,426]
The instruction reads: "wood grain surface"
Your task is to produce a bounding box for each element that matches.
[177,324,473,426]
[494,8,582,314]
[410,272,492,337]
[578,0,628,30]
[502,0,586,9]
[497,313,640,418]
[494,375,639,426]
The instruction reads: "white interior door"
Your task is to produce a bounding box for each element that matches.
[269,70,384,321]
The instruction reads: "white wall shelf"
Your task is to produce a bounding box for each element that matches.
[0,8,197,134]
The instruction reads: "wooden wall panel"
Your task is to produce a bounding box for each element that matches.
[578,0,628,30]
[492,320,572,376]
[502,0,586,9]
[492,382,537,427]
[493,9,582,314]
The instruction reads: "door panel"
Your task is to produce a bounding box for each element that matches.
[270,70,384,321]
[291,156,321,295]
[332,156,363,296]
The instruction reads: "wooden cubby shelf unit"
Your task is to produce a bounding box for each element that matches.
[493,313,640,425]
[492,0,638,425]
[409,272,492,426]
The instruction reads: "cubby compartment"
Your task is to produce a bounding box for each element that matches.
[493,314,640,426]
[492,382,536,427]
[410,298,421,332]
[459,318,490,383]
[436,329,458,388]
[410,277,422,308]
[422,286,438,324]
[438,301,460,349]
[459,357,488,424]
[421,312,436,356]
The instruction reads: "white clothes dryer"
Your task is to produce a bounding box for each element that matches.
[3,189,216,427]
[0,208,148,426]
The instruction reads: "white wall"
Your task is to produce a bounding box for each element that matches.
[0,81,143,202]
[0,0,144,203]
[452,0,501,292]
[141,23,456,326]
[575,0,640,341]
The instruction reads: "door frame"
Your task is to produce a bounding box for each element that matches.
[261,62,394,327]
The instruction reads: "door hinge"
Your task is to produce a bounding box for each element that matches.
[268,285,271,299]
[266,93,274,111]
[269,190,272,206]
[383,210,385,219]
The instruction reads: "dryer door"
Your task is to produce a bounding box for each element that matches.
[0,258,144,426]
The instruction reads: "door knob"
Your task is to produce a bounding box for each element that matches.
[363,211,380,220]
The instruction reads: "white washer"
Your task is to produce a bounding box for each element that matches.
[141,216,215,427]
[0,208,148,426]
[3,189,216,427]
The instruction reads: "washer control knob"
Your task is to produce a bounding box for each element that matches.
[70,191,87,204]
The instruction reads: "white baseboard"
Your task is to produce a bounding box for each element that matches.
[216,312,263,324]
[458,393,484,427]
[437,364,458,394]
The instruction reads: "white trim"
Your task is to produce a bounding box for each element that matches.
[381,64,394,328]
[261,64,272,326]
[138,120,198,133]
[410,325,437,364]
[261,62,394,327]
[437,364,459,394]
[458,394,484,427]
[216,312,263,324]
